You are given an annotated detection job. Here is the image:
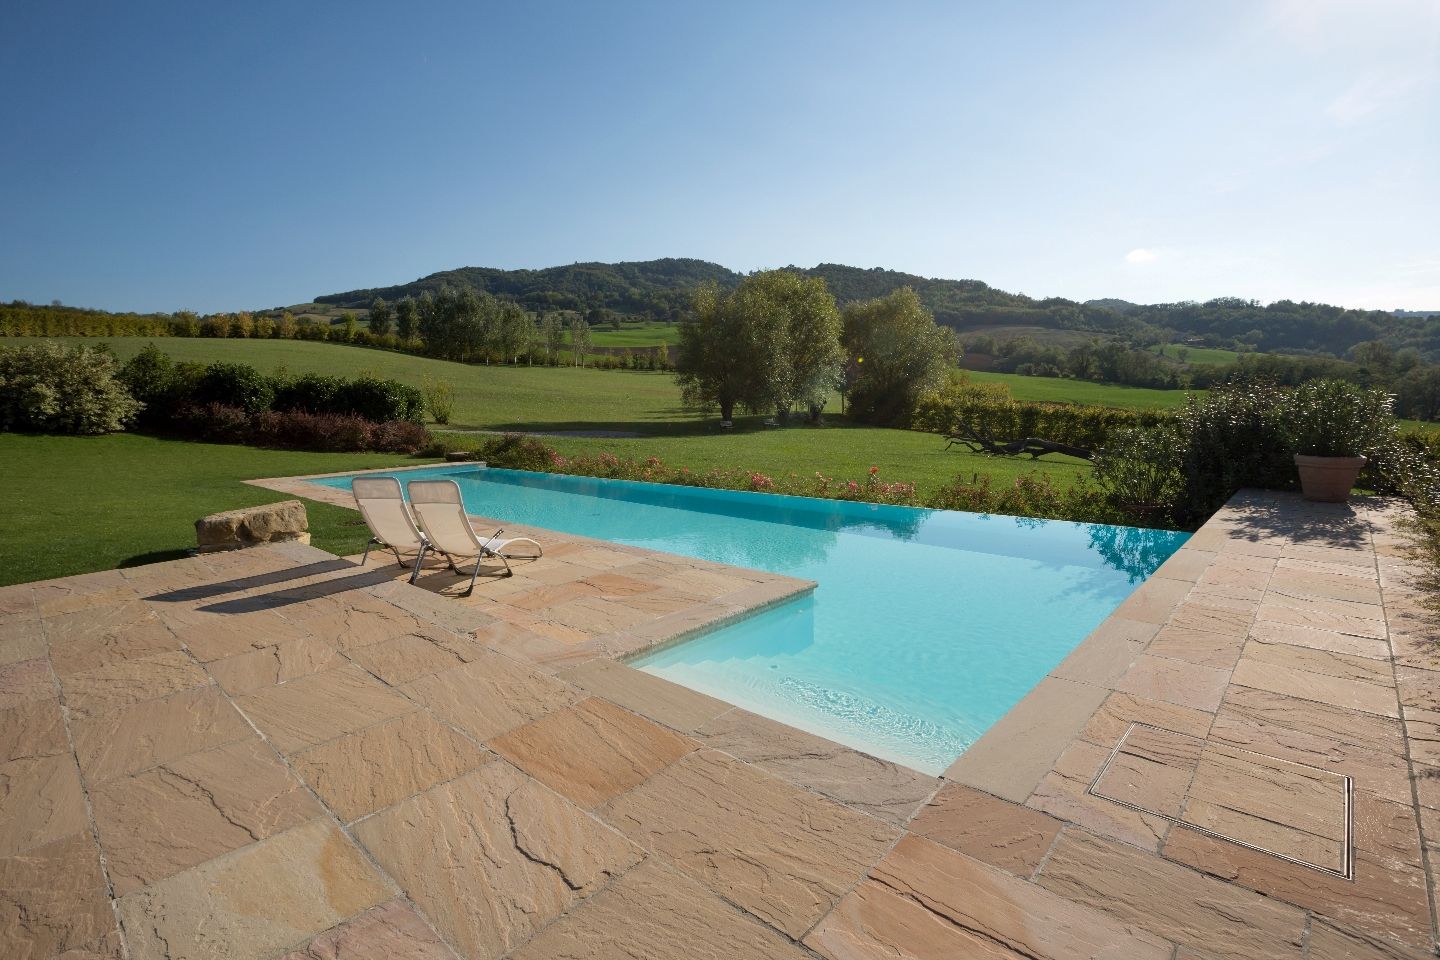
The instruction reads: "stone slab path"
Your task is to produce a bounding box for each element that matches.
[1,487,1437,959]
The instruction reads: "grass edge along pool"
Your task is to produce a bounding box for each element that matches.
[309,466,1188,774]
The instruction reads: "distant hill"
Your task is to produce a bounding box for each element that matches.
[315,258,1440,360]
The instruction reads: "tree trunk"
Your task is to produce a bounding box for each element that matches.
[720,399,735,422]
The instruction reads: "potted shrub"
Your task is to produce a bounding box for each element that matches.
[1289,380,1396,502]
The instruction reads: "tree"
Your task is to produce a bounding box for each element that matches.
[674,282,782,422]
[395,297,418,341]
[369,298,393,337]
[540,312,565,363]
[842,286,957,425]
[495,302,535,364]
[569,316,592,367]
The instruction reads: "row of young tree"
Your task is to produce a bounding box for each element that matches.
[674,271,956,426]
[368,289,594,366]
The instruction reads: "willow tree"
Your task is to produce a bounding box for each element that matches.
[842,286,957,425]
[675,271,842,423]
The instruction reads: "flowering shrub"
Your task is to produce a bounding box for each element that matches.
[0,342,140,434]
[179,404,431,453]
[928,472,1120,524]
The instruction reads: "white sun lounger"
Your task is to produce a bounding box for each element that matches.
[406,479,542,594]
[352,476,430,583]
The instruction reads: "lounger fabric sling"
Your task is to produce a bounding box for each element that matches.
[352,476,431,582]
[407,478,542,594]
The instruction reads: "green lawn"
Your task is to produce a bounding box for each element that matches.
[966,371,1196,409]
[590,323,681,347]
[0,433,430,587]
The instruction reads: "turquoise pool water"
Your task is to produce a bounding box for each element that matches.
[310,466,1187,773]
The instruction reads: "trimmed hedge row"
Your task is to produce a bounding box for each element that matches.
[912,390,1172,449]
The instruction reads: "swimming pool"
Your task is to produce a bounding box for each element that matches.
[310,466,1187,774]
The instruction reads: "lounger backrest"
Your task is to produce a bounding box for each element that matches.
[352,477,424,552]
[407,479,483,556]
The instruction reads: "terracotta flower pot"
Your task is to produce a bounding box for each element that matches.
[1294,454,1367,503]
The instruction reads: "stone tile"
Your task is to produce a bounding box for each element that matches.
[1401,707,1440,765]
[402,652,579,743]
[0,657,58,708]
[694,708,938,827]
[208,634,346,695]
[909,783,1062,877]
[72,685,252,782]
[1395,665,1440,713]
[1256,602,1387,639]
[1306,921,1434,960]
[47,613,180,678]
[556,658,731,733]
[1267,569,1384,605]
[1146,624,1247,668]
[1113,654,1230,712]
[1165,599,1256,638]
[1026,739,1172,851]
[468,619,605,674]
[59,649,211,717]
[1247,619,1391,659]
[353,763,641,960]
[293,598,438,649]
[509,860,807,960]
[1216,684,1405,755]
[0,697,68,762]
[1229,657,1399,717]
[290,710,490,822]
[170,611,316,662]
[598,749,897,938]
[1051,617,1156,685]
[0,727,89,860]
[490,696,695,808]
[1036,828,1306,960]
[1111,576,1192,624]
[1163,827,1432,953]
[0,620,45,667]
[0,831,114,960]
[506,581,605,612]
[944,677,1110,803]
[1153,547,1216,582]
[346,628,486,685]
[119,819,394,960]
[546,596,657,634]
[276,899,453,960]
[1075,691,1216,746]
[238,663,417,754]
[1242,638,1394,685]
[90,737,322,895]
[805,833,1171,960]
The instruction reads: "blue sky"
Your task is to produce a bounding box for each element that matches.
[2,0,1437,313]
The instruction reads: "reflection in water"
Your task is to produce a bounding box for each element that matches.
[1085,522,1182,583]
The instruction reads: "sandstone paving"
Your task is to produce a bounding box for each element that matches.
[344,627,488,685]
[0,619,46,666]
[289,710,491,822]
[0,750,87,859]
[805,833,1172,960]
[276,899,455,960]
[90,737,324,894]
[71,684,252,782]
[118,818,394,960]
[0,830,116,960]
[352,762,641,960]
[1036,828,1308,960]
[236,662,418,754]
[207,633,347,695]
[0,656,58,709]
[556,657,731,732]
[597,748,898,938]
[57,648,211,717]
[1113,653,1231,712]
[908,783,1062,877]
[508,860,809,960]
[401,651,580,743]
[693,707,939,827]
[167,609,317,662]
[1230,655,1400,717]
[489,696,696,808]
[1025,738,1172,851]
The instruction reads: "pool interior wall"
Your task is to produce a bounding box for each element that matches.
[311,466,1188,774]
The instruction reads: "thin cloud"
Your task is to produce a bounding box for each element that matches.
[1326,71,1426,125]
[1125,249,1159,264]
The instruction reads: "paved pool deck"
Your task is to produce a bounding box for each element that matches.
[1,484,1436,959]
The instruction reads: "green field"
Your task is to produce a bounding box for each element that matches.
[589,323,681,347]
[966,371,1195,409]
[0,433,424,586]
[1158,343,1244,367]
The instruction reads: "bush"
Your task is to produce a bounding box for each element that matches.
[1289,379,1397,458]
[193,362,274,414]
[1092,426,1185,519]
[186,405,432,453]
[421,376,455,425]
[272,373,345,414]
[335,376,424,423]
[913,378,1170,450]
[0,342,141,434]
[927,472,1119,523]
[179,403,253,443]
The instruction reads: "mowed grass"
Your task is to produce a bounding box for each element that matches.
[1158,343,1244,366]
[11,337,693,433]
[590,323,681,347]
[966,370,1196,409]
[0,433,430,586]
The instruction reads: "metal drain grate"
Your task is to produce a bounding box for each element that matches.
[1086,721,1354,880]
